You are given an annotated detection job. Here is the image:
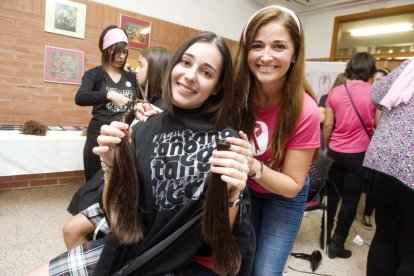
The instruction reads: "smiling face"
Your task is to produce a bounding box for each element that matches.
[170,42,223,109]
[136,54,148,86]
[247,20,296,88]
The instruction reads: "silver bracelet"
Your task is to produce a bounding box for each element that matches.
[228,191,243,208]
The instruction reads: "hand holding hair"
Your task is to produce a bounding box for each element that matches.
[209,148,248,192]
[226,131,255,175]
[93,120,141,244]
[92,121,129,169]
[134,101,162,122]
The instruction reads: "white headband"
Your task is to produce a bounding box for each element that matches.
[243,5,301,43]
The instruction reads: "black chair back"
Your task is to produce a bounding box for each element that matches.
[306,154,333,210]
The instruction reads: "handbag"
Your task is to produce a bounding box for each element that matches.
[344,83,373,139]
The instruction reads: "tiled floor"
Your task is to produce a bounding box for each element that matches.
[0,184,374,275]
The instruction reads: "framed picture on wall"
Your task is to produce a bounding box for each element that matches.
[44,46,84,85]
[120,14,151,50]
[44,0,86,39]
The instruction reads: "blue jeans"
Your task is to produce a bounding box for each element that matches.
[250,178,309,276]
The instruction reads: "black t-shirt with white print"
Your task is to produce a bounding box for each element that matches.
[134,107,236,230]
[88,71,136,140]
[94,106,257,275]
[134,106,236,243]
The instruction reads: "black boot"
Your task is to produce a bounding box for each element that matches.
[328,234,352,258]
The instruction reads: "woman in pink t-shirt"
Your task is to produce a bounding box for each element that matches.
[228,6,320,275]
[323,52,376,259]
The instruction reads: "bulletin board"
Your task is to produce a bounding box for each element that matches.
[305,61,347,102]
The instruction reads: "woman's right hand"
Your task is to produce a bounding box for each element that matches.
[92,121,130,169]
[107,90,130,108]
[134,101,162,122]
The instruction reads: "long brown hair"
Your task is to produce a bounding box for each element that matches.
[105,138,142,244]
[233,7,316,166]
[138,46,172,103]
[104,110,142,244]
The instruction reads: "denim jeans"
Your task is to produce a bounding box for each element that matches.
[250,178,309,276]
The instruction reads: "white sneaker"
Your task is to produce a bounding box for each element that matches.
[362,215,373,230]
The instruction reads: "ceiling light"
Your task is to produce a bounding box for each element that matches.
[350,23,413,37]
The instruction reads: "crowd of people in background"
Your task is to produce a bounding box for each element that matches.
[24,4,413,276]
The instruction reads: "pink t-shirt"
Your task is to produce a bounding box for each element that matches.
[248,93,320,194]
[325,81,375,153]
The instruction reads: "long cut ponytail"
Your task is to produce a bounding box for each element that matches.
[104,112,142,244]
[201,138,241,275]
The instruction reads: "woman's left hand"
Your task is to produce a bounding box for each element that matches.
[209,149,249,193]
[134,101,162,122]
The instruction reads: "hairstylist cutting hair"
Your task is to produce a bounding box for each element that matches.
[229,5,320,275]
[75,25,138,182]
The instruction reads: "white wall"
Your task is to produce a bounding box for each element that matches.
[92,0,263,41]
[92,0,413,58]
[301,0,413,58]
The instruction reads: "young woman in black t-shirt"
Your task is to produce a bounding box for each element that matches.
[75,25,138,182]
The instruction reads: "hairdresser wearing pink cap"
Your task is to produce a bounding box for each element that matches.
[75,25,138,182]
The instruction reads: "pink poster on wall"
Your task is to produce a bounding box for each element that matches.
[305,62,347,102]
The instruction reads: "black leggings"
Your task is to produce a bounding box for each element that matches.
[367,201,414,276]
[327,149,365,238]
[363,193,375,217]
[83,137,101,182]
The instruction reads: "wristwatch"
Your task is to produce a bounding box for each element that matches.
[252,160,264,180]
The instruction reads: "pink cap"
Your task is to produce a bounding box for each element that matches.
[243,5,301,44]
[103,28,128,50]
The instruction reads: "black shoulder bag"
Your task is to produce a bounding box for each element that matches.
[344,83,372,139]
